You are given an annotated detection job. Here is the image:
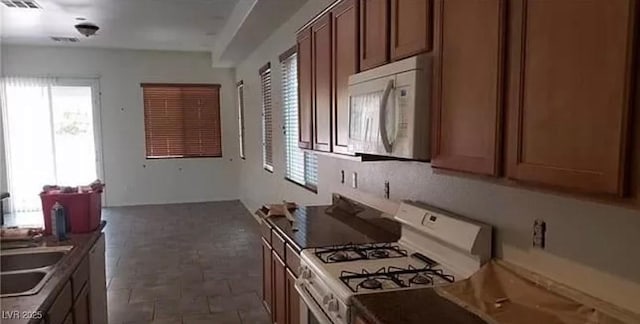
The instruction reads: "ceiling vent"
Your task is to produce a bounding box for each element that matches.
[51,36,80,43]
[1,0,41,8]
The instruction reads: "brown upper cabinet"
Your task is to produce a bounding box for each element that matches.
[297,28,313,149]
[505,0,636,196]
[312,13,333,152]
[359,0,390,71]
[390,0,432,61]
[332,0,359,154]
[431,0,505,176]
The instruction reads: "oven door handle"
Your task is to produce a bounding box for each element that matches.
[295,282,334,324]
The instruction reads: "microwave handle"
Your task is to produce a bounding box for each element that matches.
[379,79,394,153]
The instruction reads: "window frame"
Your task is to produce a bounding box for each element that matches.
[260,63,274,173]
[141,83,222,160]
[236,80,246,160]
[280,47,318,193]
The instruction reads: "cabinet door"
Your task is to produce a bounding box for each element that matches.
[506,0,636,195]
[272,251,287,324]
[297,28,313,149]
[360,0,389,70]
[332,0,359,154]
[431,0,505,176]
[261,238,273,315]
[285,268,300,324]
[89,233,107,324]
[48,281,72,324]
[312,13,333,152]
[63,313,74,324]
[390,0,432,61]
[72,283,91,324]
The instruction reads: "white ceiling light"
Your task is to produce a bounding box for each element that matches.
[75,22,99,37]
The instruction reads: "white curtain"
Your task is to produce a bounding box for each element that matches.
[1,77,58,212]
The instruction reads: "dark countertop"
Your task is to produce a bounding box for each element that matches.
[352,288,488,324]
[264,204,401,252]
[1,221,106,324]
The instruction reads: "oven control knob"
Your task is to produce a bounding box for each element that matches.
[327,299,339,313]
[322,294,332,305]
[300,268,312,279]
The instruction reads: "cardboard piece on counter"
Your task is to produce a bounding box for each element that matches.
[435,261,634,324]
[266,202,297,217]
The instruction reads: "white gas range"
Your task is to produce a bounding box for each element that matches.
[295,202,492,324]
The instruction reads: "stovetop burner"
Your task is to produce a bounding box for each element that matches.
[340,265,455,293]
[360,278,383,290]
[410,273,432,285]
[368,249,390,259]
[329,251,349,262]
[315,243,408,263]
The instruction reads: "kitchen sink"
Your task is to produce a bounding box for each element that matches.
[1,251,67,272]
[1,271,48,296]
[0,246,73,297]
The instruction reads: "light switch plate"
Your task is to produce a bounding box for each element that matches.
[533,219,546,249]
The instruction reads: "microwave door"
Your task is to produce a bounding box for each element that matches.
[348,89,383,154]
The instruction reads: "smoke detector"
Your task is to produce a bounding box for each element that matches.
[75,22,100,37]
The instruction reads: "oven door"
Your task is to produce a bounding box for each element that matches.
[295,282,335,324]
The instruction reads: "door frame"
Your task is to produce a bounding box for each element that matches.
[54,78,106,204]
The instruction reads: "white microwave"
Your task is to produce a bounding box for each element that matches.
[347,54,431,160]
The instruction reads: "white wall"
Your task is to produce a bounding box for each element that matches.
[235,0,335,210]
[1,45,240,207]
[234,0,640,314]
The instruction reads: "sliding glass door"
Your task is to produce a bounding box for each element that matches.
[1,78,102,213]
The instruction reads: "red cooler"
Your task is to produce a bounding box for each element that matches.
[41,189,102,234]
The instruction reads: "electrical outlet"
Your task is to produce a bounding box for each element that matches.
[351,172,358,189]
[533,219,546,249]
[384,181,390,199]
[340,170,345,184]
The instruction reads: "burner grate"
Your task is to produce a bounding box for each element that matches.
[315,243,408,264]
[339,265,455,293]
[340,267,407,292]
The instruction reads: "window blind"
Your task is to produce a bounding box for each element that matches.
[281,53,318,191]
[260,63,274,171]
[141,84,222,159]
[237,81,246,160]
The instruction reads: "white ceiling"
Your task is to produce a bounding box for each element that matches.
[0,0,239,52]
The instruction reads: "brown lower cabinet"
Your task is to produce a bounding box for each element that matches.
[47,258,93,324]
[261,237,273,315]
[72,283,91,324]
[272,251,287,324]
[352,314,372,324]
[48,282,73,324]
[286,269,300,324]
[63,313,74,324]
[261,223,301,324]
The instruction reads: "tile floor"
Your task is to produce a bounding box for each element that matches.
[102,201,270,324]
